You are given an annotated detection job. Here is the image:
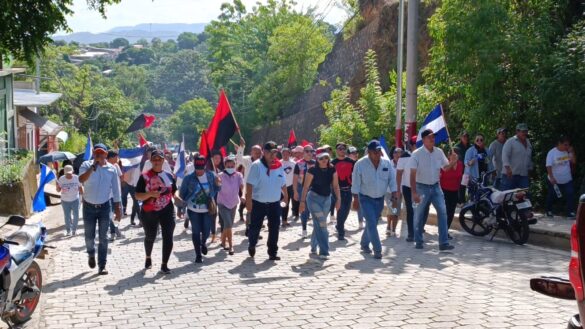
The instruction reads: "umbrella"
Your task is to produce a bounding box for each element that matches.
[37,151,77,164]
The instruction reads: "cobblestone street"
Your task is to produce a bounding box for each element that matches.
[27,205,575,329]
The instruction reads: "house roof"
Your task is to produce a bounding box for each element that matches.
[0,68,26,77]
[18,107,62,135]
[14,89,62,107]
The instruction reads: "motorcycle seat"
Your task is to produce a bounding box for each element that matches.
[6,224,42,264]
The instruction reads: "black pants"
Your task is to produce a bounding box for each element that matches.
[249,200,281,257]
[402,186,414,239]
[142,205,176,265]
[443,188,459,229]
[458,185,467,204]
[281,185,294,221]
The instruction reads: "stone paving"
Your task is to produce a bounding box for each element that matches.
[22,204,577,328]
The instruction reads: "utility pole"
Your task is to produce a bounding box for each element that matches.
[394,0,405,148]
[405,0,419,143]
[35,57,41,94]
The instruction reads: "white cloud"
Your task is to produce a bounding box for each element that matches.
[65,0,349,33]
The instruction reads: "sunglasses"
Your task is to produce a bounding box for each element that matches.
[318,157,329,161]
[476,139,484,142]
[337,147,346,151]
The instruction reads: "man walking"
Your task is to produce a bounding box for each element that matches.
[331,142,355,240]
[351,140,397,259]
[501,123,533,190]
[488,128,507,189]
[409,129,458,251]
[246,141,289,261]
[546,135,577,219]
[79,143,122,275]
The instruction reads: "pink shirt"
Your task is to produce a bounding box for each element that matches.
[217,171,244,209]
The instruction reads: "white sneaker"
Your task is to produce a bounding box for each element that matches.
[301,230,308,238]
[330,216,336,222]
[358,222,364,229]
[319,254,328,260]
[65,231,71,237]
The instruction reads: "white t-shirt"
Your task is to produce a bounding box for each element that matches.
[57,175,80,202]
[396,156,412,188]
[281,159,296,187]
[546,147,572,184]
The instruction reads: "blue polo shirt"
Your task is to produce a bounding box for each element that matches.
[246,160,286,203]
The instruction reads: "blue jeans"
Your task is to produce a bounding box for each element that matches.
[83,201,111,268]
[335,190,352,239]
[546,180,575,215]
[188,210,211,257]
[61,199,79,233]
[359,194,385,255]
[414,183,449,246]
[297,184,310,230]
[501,175,529,191]
[307,191,331,256]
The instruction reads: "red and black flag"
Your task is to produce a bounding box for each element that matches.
[206,90,239,153]
[137,133,148,147]
[199,129,211,158]
[126,114,156,133]
[287,129,297,148]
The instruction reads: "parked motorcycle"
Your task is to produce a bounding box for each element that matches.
[0,215,48,327]
[459,171,537,245]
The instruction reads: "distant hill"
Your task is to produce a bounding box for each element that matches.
[53,23,207,44]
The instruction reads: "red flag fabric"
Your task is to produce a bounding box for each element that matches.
[138,133,148,147]
[126,114,156,133]
[287,129,297,148]
[301,139,310,147]
[206,90,239,153]
[220,146,227,157]
[199,130,210,158]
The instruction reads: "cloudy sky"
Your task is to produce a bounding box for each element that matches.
[66,0,348,33]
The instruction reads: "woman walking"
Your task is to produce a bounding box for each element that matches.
[56,165,83,236]
[440,153,464,238]
[386,147,402,237]
[217,156,244,255]
[135,150,177,274]
[464,133,493,190]
[299,148,341,259]
[178,155,221,263]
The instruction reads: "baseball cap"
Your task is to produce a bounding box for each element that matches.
[497,127,507,134]
[263,141,278,152]
[93,143,108,154]
[367,140,382,151]
[393,147,403,154]
[348,146,357,154]
[335,142,347,149]
[151,149,164,160]
[516,123,528,131]
[224,154,236,163]
[194,156,206,169]
[460,130,469,137]
[321,144,332,150]
[64,165,74,174]
[281,147,290,153]
[316,148,330,159]
[421,129,434,139]
[292,146,304,153]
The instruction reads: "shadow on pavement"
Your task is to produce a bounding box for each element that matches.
[43,272,100,293]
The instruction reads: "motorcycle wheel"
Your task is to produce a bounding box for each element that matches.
[459,203,491,237]
[506,209,530,245]
[10,261,42,325]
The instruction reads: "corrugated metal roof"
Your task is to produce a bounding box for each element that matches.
[14,89,62,107]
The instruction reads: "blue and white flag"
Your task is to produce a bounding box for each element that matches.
[416,104,449,147]
[118,147,145,171]
[32,163,56,212]
[174,136,186,179]
[83,132,92,161]
[379,135,391,160]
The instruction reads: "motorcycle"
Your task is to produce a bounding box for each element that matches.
[459,171,537,245]
[0,215,48,327]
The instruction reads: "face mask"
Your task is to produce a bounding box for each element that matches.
[225,168,236,175]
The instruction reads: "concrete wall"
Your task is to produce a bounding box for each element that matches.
[0,158,37,217]
[250,0,437,146]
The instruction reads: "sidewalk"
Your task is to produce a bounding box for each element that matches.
[423,205,572,250]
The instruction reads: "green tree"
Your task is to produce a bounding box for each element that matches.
[0,0,120,65]
[150,50,214,108]
[116,47,155,65]
[110,37,130,48]
[165,98,214,146]
[177,32,200,50]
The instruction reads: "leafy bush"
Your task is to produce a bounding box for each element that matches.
[0,151,32,185]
